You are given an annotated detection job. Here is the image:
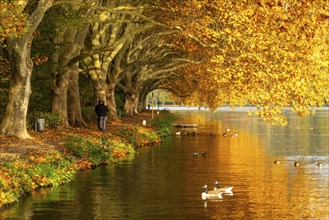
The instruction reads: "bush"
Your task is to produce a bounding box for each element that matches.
[152,110,179,137]
[119,126,159,148]
[81,106,97,123]
[63,135,112,166]
[27,111,61,129]
[0,152,77,209]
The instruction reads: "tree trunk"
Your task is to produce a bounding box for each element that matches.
[0,0,54,138]
[138,90,147,112]
[51,72,69,127]
[68,64,87,127]
[107,83,120,121]
[124,89,138,116]
[0,40,33,138]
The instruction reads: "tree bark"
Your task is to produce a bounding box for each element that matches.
[107,82,120,121]
[51,26,89,127]
[0,0,54,138]
[0,39,33,138]
[68,63,87,127]
[51,71,70,127]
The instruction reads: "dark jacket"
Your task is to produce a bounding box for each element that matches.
[98,103,109,116]
[95,104,101,116]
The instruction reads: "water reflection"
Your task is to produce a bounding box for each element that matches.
[0,109,328,220]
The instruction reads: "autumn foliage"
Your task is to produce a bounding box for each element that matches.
[0,1,27,43]
[155,0,329,125]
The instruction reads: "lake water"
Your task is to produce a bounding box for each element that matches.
[1,108,328,220]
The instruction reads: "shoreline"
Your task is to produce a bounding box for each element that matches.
[0,110,172,210]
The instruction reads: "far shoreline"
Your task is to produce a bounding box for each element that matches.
[156,106,329,112]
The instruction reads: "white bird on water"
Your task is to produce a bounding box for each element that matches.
[231,131,238,137]
[213,180,233,193]
[201,185,223,200]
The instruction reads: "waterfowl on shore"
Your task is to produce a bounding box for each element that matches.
[175,131,181,135]
[202,152,207,157]
[223,131,228,137]
[201,185,223,199]
[231,132,238,137]
[213,181,233,193]
[294,161,300,167]
[274,160,281,164]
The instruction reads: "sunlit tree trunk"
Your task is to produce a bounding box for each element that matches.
[0,38,33,138]
[0,0,54,138]
[107,83,120,121]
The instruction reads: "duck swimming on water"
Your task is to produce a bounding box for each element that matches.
[213,181,233,193]
[201,185,223,200]
[193,151,199,156]
[317,161,324,167]
[231,132,238,137]
[223,128,230,137]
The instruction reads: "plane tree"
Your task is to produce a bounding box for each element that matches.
[153,0,329,125]
[81,0,162,121]
[0,0,55,138]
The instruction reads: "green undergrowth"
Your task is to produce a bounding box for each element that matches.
[0,151,77,209]
[151,110,180,137]
[119,126,159,148]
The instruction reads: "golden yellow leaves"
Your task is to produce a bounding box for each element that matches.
[153,0,328,125]
[0,1,28,42]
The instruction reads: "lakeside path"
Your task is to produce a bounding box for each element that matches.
[0,111,155,162]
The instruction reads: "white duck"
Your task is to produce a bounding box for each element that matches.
[213,180,233,193]
[193,150,200,156]
[201,185,223,200]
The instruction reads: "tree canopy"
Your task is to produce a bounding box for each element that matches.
[0,0,328,138]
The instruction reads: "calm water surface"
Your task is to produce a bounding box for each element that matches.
[1,109,328,220]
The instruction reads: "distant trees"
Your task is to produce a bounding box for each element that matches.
[0,0,328,138]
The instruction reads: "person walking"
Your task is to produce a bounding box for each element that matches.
[98,101,109,131]
[95,100,102,130]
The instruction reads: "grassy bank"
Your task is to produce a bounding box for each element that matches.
[0,111,178,210]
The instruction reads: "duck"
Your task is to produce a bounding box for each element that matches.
[317,161,323,167]
[274,160,281,164]
[213,180,233,193]
[231,132,238,137]
[175,131,181,135]
[294,161,300,167]
[201,185,223,200]
[223,128,230,136]
[193,151,200,156]
[202,152,207,157]
[210,133,217,137]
